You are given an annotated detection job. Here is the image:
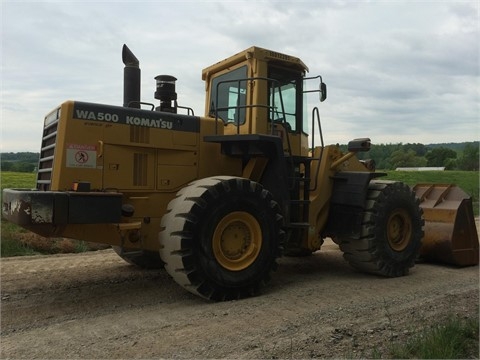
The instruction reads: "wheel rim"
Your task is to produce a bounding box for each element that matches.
[212,211,262,271]
[387,208,412,251]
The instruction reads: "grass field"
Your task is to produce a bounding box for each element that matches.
[1,171,36,189]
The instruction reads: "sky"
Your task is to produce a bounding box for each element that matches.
[1,0,479,152]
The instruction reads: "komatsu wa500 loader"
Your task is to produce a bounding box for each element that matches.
[3,45,478,301]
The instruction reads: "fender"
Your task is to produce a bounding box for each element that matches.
[204,134,290,214]
[324,171,386,239]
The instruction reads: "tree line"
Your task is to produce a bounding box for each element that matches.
[1,141,478,173]
[353,141,479,170]
[1,152,39,172]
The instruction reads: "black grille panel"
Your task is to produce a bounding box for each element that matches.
[36,120,59,191]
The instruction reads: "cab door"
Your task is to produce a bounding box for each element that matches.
[268,66,309,157]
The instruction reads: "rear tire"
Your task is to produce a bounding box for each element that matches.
[338,180,424,277]
[159,176,284,301]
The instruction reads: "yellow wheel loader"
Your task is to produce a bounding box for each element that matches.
[3,45,478,301]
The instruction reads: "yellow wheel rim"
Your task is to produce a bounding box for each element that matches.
[387,208,412,252]
[212,211,262,271]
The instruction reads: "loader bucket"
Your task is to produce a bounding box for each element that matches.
[413,184,479,266]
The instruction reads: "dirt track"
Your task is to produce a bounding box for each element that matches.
[1,239,478,359]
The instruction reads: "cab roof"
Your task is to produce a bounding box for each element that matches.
[201,46,309,81]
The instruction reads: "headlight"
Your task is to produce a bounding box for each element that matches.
[44,107,61,127]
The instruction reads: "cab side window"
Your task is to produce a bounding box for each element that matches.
[270,81,297,132]
[268,66,303,133]
[210,66,247,125]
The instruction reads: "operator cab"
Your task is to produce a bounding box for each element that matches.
[202,46,326,157]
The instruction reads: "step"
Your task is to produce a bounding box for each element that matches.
[286,222,310,228]
[289,177,311,183]
[120,250,144,257]
[289,199,310,205]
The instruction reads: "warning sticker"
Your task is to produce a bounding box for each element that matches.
[66,144,97,168]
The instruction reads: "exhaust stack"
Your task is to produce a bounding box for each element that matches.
[122,44,140,108]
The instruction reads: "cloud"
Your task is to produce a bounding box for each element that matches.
[1,1,478,151]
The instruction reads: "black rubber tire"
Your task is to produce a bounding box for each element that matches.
[112,246,164,269]
[338,180,424,277]
[159,176,284,301]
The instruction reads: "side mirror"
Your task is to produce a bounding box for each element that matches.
[320,82,327,102]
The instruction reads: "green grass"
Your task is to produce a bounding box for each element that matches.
[1,172,37,256]
[0,220,39,256]
[1,238,38,256]
[1,171,36,189]
[390,316,479,359]
[1,223,39,256]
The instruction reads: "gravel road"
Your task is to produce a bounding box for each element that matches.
[1,238,478,359]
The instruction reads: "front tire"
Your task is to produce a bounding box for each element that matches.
[159,176,284,301]
[338,180,424,277]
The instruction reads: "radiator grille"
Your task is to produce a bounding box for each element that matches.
[36,115,59,191]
